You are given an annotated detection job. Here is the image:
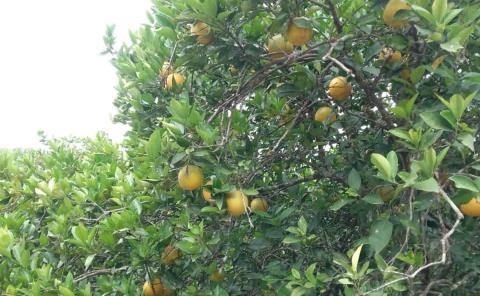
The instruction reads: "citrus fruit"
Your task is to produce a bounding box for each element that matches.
[328,76,352,101]
[287,17,313,46]
[226,190,249,216]
[178,165,204,190]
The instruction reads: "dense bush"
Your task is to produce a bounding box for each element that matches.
[1,0,480,295]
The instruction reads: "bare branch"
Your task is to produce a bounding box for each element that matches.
[363,190,464,295]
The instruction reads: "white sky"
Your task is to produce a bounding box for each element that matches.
[0,0,151,148]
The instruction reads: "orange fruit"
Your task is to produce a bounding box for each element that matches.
[287,17,313,46]
[161,245,181,265]
[460,198,480,217]
[314,107,336,123]
[197,33,214,45]
[178,165,204,190]
[191,21,210,36]
[383,0,411,29]
[165,73,185,90]
[328,76,352,101]
[226,190,249,216]
[209,270,225,282]
[379,48,402,64]
[250,198,268,212]
[267,34,294,61]
[143,279,173,296]
[202,180,214,202]
[400,68,411,80]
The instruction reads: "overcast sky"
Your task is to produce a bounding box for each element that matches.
[0,0,151,148]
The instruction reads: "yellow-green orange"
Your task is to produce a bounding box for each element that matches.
[209,270,225,282]
[460,198,480,217]
[178,165,204,190]
[314,107,336,123]
[250,198,268,212]
[400,68,411,80]
[383,0,411,29]
[328,76,352,101]
[227,190,249,216]
[287,17,313,46]
[267,34,293,60]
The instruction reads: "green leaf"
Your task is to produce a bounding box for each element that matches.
[298,216,308,234]
[387,151,398,178]
[368,220,393,254]
[432,0,447,22]
[420,112,453,130]
[329,199,354,211]
[371,153,393,181]
[59,287,75,296]
[305,263,317,284]
[374,254,388,271]
[458,133,475,152]
[449,176,480,192]
[347,169,361,191]
[412,5,434,23]
[389,128,412,142]
[411,66,425,84]
[283,236,302,244]
[449,94,465,121]
[362,194,384,205]
[84,254,96,271]
[291,268,301,279]
[351,245,363,273]
[413,178,439,193]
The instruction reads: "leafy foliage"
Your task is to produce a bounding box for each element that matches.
[2,0,480,295]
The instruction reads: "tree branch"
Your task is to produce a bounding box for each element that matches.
[363,189,464,295]
[74,266,129,283]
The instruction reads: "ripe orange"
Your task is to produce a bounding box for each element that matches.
[328,76,352,101]
[314,107,336,123]
[191,21,210,36]
[161,245,181,265]
[287,17,313,46]
[226,190,249,216]
[267,34,294,61]
[383,0,411,29]
[197,33,214,45]
[165,73,185,90]
[178,165,204,190]
[460,198,480,217]
[250,198,268,212]
[379,48,402,64]
[202,180,214,202]
[143,279,173,296]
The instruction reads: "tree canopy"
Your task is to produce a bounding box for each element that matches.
[1,0,480,295]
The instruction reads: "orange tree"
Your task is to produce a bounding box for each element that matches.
[1,0,480,295]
